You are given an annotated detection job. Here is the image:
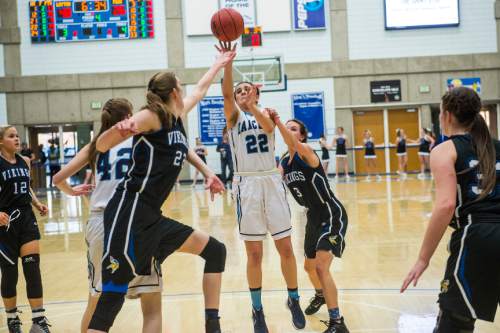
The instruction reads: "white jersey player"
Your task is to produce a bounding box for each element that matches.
[53,99,162,332]
[220,42,305,332]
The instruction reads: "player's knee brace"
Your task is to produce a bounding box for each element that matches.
[21,254,43,299]
[200,237,226,273]
[0,263,18,298]
[434,310,475,333]
[88,292,125,331]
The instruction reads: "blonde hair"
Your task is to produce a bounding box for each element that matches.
[0,125,15,140]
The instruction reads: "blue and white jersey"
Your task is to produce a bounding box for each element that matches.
[90,138,133,211]
[228,109,276,173]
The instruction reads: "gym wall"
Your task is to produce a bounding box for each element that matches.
[16,1,168,76]
[185,78,335,175]
[348,0,498,60]
[182,0,332,68]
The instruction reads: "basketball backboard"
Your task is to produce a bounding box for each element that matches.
[232,55,287,92]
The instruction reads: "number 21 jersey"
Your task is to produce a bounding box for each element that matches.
[228,110,276,173]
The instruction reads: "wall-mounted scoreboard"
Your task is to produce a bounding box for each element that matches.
[29,0,154,43]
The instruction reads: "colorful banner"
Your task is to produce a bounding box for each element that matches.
[293,0,326,30]
[221,0,256,28]
[447,78,481,94]
[291,92,325,140]
[198,97,226,145]
[370,80,402,103]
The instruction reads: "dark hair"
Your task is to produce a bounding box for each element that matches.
[286,119,308,143]
[396,128,402,138]
[442,87,495,200]
[320,133,325,139]
[88,98,133,172]
[337,126,344,132]
[144,72,179,128]
[233,81,260,101]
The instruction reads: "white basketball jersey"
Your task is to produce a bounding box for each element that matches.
[89,137,133,210]
[228,110,276,173]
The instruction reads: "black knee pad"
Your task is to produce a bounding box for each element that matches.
[1,263,18,298]
[434,310,475,333]
[88,292,125,331]
[200,237,226,273]
[22,254,43,299]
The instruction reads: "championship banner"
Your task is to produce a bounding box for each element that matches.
[198,97,226,145]
[292,92,325,140]
[447,78,481,94]
[293,0,326,30]
[221,0,256,28]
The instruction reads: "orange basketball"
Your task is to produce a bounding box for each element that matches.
[211,8,244,42]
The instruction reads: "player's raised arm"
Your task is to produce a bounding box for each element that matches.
[96,110,157,153]
[182,43,236,115]
[244,89,275,134]
[269,109,317,166]
[221,43,240,129]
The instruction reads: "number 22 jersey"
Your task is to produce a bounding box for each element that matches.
[228,110,276,173]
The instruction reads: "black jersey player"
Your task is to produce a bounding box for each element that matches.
[88,49,235,333]
[269,111,349,333]
[0,126,50,333]
[402,87,500,332]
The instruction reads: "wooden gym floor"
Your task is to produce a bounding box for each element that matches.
[1,176,499,332]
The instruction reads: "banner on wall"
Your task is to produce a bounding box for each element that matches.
[370,80,401,103]
[447,78,481,94]
[221,0,256,27]
[293,0,326,30]
[291,92,325,140]
[198,97,226,145]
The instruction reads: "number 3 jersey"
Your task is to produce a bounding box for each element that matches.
[0,154,31,210]
[90,137,133,211]
[228,110,276,173]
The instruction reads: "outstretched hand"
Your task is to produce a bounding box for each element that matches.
[205,174,225,201]
[113,118,138,138]
[72,184,94,196]
[214,41,237,68]
[265,108,280,123]
[400,258,429,293]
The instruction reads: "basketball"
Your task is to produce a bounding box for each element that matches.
[211,8,244,42]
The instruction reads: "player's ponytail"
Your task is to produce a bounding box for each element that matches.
[88,98,133,172]
[144,72,178,128]
[442,87,495,200]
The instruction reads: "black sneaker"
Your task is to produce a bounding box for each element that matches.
[30,317,51,333]
[252,308,269,333]
[7,316,23,333]
[321,317,349,333]
[205,317,221,333]
[286,297,306,329]
[304,294,326,315]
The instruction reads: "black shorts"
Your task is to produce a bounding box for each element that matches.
[438,223,500,322]
[304,201,347,259]
[0,208,40,266]
[101,191,194,293]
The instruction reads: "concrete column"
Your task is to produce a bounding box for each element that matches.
[330,0,349,60]
[0,0,21,76]
[166,0,185,69]
[496,1,500,53]
[420,105,432,130]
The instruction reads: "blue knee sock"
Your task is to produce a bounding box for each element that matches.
[250,287,262,310]
[288,287,299,300]
[328,307,341,320]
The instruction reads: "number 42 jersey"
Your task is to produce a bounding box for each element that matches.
[228,110,276,173]
[91,137,133,211]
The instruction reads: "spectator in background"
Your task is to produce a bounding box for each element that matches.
[48,140,61,187]
[37,144,47,165]
[20,142,35,162]
[192,137,208,188]
[216,128,233,188]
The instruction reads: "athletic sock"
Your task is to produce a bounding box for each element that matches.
[31,308,45,322]
[6,308,18,320]
[328,307,341,321]
[250,287,263,310]
[315,289,324,298]
[287,287,299,300]
[205,308,219,320]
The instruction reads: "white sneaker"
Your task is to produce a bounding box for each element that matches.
[365,176,372,182]
[417,173,425,180]
[376,175,382,182]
